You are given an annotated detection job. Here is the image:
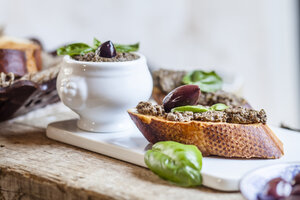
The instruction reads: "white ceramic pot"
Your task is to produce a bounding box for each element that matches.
[57,53,153,132]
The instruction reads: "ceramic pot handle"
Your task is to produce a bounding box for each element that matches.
[59,76,87,110]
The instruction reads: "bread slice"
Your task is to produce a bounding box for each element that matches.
[0,36,42,73]
[128,109,284,159]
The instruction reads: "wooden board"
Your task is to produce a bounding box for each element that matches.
[46,119,300,192]
[0,121,243,200]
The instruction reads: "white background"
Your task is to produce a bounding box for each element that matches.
[0,0,299,127]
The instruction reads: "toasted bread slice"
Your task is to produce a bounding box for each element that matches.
[128,109,284,159]
[0,36,42,73]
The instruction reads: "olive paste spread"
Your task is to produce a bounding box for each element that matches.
[136,101,267,124]
[152,69,186,93]
[152,69,250,108]
[198,90,251,108]
[74,52,139,62]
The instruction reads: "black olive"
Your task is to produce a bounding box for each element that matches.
[257,193,276,200]
[293,173,300,186]
[261,177,292,199]
[291,185,300,195]
[96,40,116,58]
[284,195,300,200]
[162,85,201,112]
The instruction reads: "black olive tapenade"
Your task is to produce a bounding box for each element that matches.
[152,69,186,94]
[152,69,250,108]
[136,101,267,124]
[73,52,139,62]
[198,90,251,108]
[136,101,165,116]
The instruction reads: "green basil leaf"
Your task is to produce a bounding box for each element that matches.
[57,43,94,56]
[57,40,140,56]
[171,105,209,113]
[182,70,222,93]
[144,141,202,187]
[114,42,139,53]
[93,37,101,49]
[210,103,228,111]
[171,103,228,113]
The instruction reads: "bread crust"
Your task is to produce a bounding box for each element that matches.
[128,109,284,159]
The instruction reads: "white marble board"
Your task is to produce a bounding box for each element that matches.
[46,119,300,191]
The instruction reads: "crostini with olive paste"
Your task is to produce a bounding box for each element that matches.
[128,85,284,159]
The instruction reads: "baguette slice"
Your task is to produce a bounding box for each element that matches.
[128,109,284,159]
[0,36,42,73]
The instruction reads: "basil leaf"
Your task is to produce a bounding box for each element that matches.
[182,70,222,93]
[171,103,228,113]
[210,103,228,111]
[57,43,94,56]
[144,141,202,187]
[171,105,209,113]
[114,42,139,53]
[56,40,139,56]
[93,37,101,49]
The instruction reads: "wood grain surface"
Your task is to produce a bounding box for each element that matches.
[0,120,244,200]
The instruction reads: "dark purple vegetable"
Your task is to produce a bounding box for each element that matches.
[162,85,201,112]
[258,173,300,200]
[284,196,300,200]
[96,40,116,58]
[257,193,276,200]
[291,185,300,195]
[260,178,292,200]
[293,173,300,186]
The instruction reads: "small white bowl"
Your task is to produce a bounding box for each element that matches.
[57,53,153,132]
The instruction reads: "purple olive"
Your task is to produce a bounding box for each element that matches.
[293,173,300,186]
[261,178,292,199]
[291,185,300,195]
[257,193,276,200]
[162,85,201,112]
[284,195,300,200]
[96,40,116,58]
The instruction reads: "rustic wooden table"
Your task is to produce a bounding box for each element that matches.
[0,103,245,200]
